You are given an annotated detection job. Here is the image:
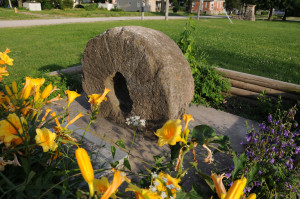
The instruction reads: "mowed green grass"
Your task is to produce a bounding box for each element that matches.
[0,18,299,84]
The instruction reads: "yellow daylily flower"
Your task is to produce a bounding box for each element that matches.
[211,173,227,199]
[42,108,52,121]
[94,177,116,198]
[65,90,81,107]
[247,193,257,199]
[154,172,181,198]
[41,84,53,99]
[224,176,247,199]
[88,88,110,108]
[35,128,58,152]
[0,113,24,146]
[155,119,185,146]
[101,169,129,199]
[76,147,95,197]
[65,113,84,128]
[4,48,11,54]
[0,53,14,66]
[0,66,9,81]
[23,77,45,93]
[126,184,162,199]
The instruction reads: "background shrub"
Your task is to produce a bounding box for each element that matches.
[61,0,73,9]
[110,8,123,11]
[74,4,84,8]
[261,11,268,15]
[84,3,98,10]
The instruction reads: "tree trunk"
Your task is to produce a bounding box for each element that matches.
[161,0,164,13]
[8,0,13,8]
[282,8,287,21]
[17,0,22,8]
[165,0,169,20]
[197,0,201,20]
[188,0,192,13]
[268,7,273,21]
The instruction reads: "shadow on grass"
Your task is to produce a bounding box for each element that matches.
[38,64,83,95]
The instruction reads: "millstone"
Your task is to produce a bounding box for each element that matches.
[82,26,194,130]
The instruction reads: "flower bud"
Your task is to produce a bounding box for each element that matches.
[75,147,94,197]
[12,81,18,94]
[5,85,12,96]
[247,193,257,199]
[41,84,52,99]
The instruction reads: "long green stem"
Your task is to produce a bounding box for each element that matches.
[128,128,137,157]
[79,116,93,144]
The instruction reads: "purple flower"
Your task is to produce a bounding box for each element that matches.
[259,123,266,131]
[295,147,300,154]
[284,130,289,137]
[253,138,258,144]
[268,114,272,123]
[228,182,233,187]
[270,158,275,164]
[241,141,245,145]
[295,123,298,128]
[246,134,252,142]
[271,129,275,134]
[280,123,285,129]
[254,181,261,187]
[275,120,279,126]
[258,170,262,175]
[225,173,231,179]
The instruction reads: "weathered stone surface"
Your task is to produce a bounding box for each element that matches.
[82,26,194,130]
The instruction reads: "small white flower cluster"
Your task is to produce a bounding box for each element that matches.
[125,116,146,127]
[148,172,180,199]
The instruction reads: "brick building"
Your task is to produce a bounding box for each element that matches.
[192,0,224,14]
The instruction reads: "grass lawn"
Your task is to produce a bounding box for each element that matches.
[0,18,299,85]
[0,7,188,20]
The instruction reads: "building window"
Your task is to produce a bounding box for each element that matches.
[137,2,140,7]
[210,2,214,10]
[192,2,195,7]
[216,2,218,8]
[205,2,208,8]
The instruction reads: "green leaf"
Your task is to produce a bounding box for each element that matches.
[20,157,30,174]
[170,142,182,161]
[191,163,215,191]
[246,162,258,186]
[116,139,126,149]
[111,146,116,159]
[124,158,131,171]
[110,161,119,168]
[232,152,246,179]
[191,125,217,145]
[26,170,36,184]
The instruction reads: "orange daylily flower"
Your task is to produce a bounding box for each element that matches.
[65,113,84,128]
[0,66,9,81]
[0,113,24,146]
[211,173,227,199]
[0,52,13,66]
[154,172,181,198]
[88,88,110,108]
[101,169,129,199]
[41,84,53,99]
[94,177,117,198]
[183,113,194,138]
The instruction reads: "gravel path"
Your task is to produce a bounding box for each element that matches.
[0,15,227,28]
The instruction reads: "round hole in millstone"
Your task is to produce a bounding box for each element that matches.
[113,72,133,115]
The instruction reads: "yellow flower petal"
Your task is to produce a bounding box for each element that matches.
[211,173,227,199]
[0,53,13,66]
[41,84,53,99]
[65,90,81,107]
[76,148,95,197]
[247,193,256,199]
[0,113,24,146]
[65,113,84,128]
[155,119,182,146]
[35,128,58,152]
[101,169,128,199]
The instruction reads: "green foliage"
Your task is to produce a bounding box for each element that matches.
[110,8,123,11]
[62,0,74,9]
[84,3,98,10]
[36,0,54,10]
[177,17,231,106]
